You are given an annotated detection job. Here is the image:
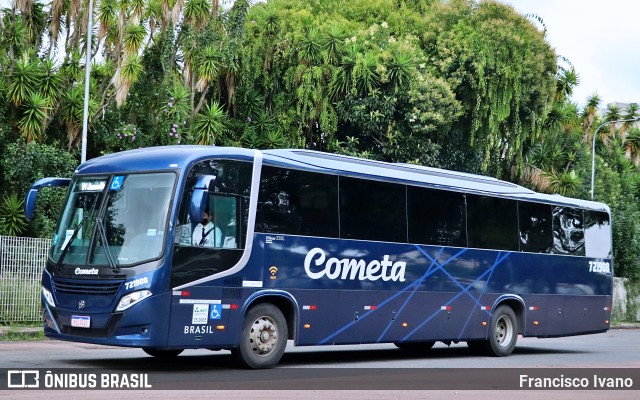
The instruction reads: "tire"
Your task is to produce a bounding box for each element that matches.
[232,303,288,369]
[394,341,435,353]
[486,305,518,356]
[467,305,518,356]
[142,348,183,358]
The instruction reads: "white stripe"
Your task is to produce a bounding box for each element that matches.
[222,304,231,309]
[179,299,221,304]
[242,280,263,288]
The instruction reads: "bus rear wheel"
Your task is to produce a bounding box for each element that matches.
[232,303,288,369]
[142,348,184,358]
[467,305,518,357]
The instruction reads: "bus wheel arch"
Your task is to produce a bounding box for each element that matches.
[494,297,525,336]
[468,297,524,357]
[242,293,297,341]
[233,294,297,369]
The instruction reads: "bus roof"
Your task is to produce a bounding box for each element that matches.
[262,149,610,213]
[75,146,609,213]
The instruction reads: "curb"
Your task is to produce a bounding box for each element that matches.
[0,326,43,337]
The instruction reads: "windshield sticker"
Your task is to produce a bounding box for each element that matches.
[209,304,222,320]
[61,229,74,250]
[79,180,106,192]
[110,176,125,191]
[192,304,209,324]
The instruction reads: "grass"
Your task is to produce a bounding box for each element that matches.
[0,324,44,341]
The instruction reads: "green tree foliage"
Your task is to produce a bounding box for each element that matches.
[0,0,637,286]
[0,194,27,236]
[0,141,77,237]
[425,0,557,176]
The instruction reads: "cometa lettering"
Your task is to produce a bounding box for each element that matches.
[304,248,406,282]
[74,268,99,275]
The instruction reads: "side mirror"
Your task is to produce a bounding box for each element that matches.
[189,175,216,224]
[25,177,71,221]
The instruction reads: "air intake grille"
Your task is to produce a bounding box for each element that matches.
[52,278,123,296]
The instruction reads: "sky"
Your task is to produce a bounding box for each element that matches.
[500,0,640,108]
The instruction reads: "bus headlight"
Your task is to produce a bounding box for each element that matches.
[42,286,55,308]
[116,290,152,312]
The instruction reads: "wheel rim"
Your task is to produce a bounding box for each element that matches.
[249,315,279,356]
[494,315,514,348]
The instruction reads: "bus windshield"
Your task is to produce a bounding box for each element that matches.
[50,172,176,267]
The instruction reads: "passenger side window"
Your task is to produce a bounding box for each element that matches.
[407,186,467,247]
[552,207,585,256]
[467,195,518,251]
[339,177,407,243]
[518,201,553,253]
[256,166,339,237]
[584,210,612,258]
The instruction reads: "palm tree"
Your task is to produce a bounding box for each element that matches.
[6,54,39,107]
[115,54,143,106]
[59,85,85,148]
[581,94,601,136]
[544,170,581,197]
[183,0,210,30]
[123,23,146,56]
[555,64,579,103]
[48,0,67,57]
[620,103,639,141]
[39,58,62,106]
[605,103,621,138]
[192,100,227,145]
[624,128,640,165]
[18,92,50,142]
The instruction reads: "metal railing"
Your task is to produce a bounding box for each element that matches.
[0,236,50,323]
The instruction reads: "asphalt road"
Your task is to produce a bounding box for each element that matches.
[1,329,639,398]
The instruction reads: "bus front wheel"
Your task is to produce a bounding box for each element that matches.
[232,303,288,369]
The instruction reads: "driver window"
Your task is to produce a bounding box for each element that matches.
[175,159,250,249]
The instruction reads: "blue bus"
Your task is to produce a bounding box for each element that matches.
[26,146,613,368]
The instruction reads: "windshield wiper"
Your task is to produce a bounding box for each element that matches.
[95,217,120,274]
[56,191,101,268]
[56,215,89,267]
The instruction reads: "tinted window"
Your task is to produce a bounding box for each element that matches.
[552,207,585,256]
[340,177,407,243]
[171,159,253,287]
[467,195,518,250]
[256,167,339,237]
[518,201,553,253]
[584,210,611,258]
[407,187,467,247]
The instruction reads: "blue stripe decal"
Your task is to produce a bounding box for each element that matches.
[400,248,511,342]
[316,245,513,345]
[375,247,445,343]
[318,246,469,345]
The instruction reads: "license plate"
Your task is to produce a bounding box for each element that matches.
[71,315,90,328]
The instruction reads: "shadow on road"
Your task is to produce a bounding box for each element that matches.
[60,343,588,371]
